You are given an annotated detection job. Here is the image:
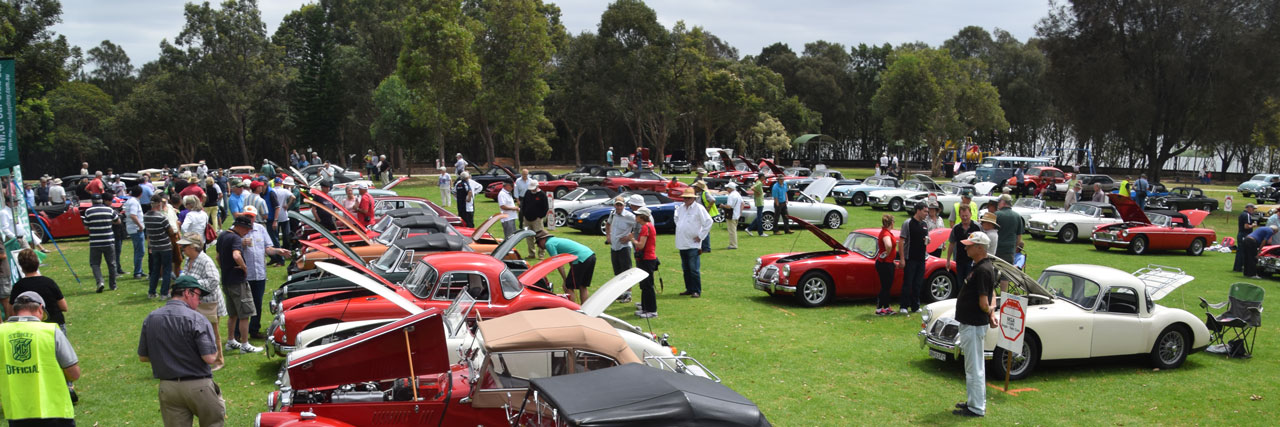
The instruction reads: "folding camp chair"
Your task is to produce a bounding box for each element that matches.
[1199,283,1264,358]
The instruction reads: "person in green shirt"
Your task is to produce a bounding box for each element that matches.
[536,230,596,305]
[993,195,1024,264]
[746,174,767,237]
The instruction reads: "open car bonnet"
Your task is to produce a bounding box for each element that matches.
[579,268,648,317]
[1107,193,1150,224]
[313,259,414,310]
[991,256,1051,298]
[290,211,364,264]
[1180,209,1210,227]
[490,229,534,259]
[908,174,936,186]
[306,195,373,245]
[518,254,578,288]
[736,155,760,172]
[760,159,785,176]
[471,213,507,241]
[801,177,838,200]
[791,217,846,250]
[380,176,409,190]
[1132,264,1194,301]
[973,182,997,196]
[286,307,448,390]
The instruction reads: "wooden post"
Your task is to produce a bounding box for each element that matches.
[1005,351,1012,392]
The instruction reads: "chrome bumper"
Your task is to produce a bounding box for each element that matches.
[918,330,993,360]
[1091,233,1129,245]
[1027,225,1055,236]
[753,279,796,293]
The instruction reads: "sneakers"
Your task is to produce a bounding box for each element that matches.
[616,292,632,304]
[638,312,658,318]
[899,308,909,315]
[690,293,700,298]
[109,284,117,291]
[678,291,693,296]
[952,407,983,417]
[224,340,242,352]
[96,284,104,293]
[147,294,157,299]
[240,342,264,354]
[635,302,643,310]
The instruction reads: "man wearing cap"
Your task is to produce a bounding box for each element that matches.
[952,231,999,418]
[980,212,1000,256]
[83,193,119,292]
[124,186,148,279]
[227,180,246,220]
[675,187,713,298]
[197,160,209,180]
[747,175,767,237]
[354,184,375,228]
[606,195,640,302]
[723,182,744,249]
[274,178,296,251]
[693,168,707,185]
[535,230,595,304]
[771,176,792,234]
[951,191,979,228]
[497,181,520,239]
[521,180,549,259]
[245,181,269,226]
[217,215,265,354]
[0,291,80,425]
[898,201,930,314]
[138,275,224,426]
[994,195,1024,264]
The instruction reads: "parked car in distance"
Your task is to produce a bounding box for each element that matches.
[919,260,1209,380]
[1146,186,1219,211]
[551,186,617,227]
[868,179,944,212]
[741,177,848,230]
[832,175,902,206]
[1009,197,1059,231]
[1004,166,1070,196]
[752,219,954,307]
[1237,173,1280,197]
[662,149,693,174]
[560,164,605,182]
[28,199,122,240]
[575,167,625,186]
[1027,201,1123,243]
[905,183,1000,219]
[1053,174,1119,201]
[468,164,517,188]
[975,156,1052,184]
[567,191,677,235]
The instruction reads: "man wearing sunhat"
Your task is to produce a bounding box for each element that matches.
[693,181,717,252]
[674,187,713,298]
[980,212,1000,256]
[48,178,66,205]
[138,275,225,426]
[535,230,595,304]
[0,291,81,425]
[952,231,998,418]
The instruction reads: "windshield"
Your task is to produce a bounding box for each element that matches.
[561,188,586,201]
[1014,198,1043,209]
[369,215,395,234]
[1252,174,1270,182]
[444,293,477,337]
[1039,271,1101,309]
[902,181,924,191]
[373,245,404,273]
[376,224,402,245]
[979,159,998,168]
[1148,213,1170,227]
[402,261,438,299]
[864,178,882,186]
[1067,204,1097,216]
[843,232,878,257]
[500,269,522,300]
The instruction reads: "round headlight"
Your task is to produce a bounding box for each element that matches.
[1051,220,1058,227]
[580,212,590,219]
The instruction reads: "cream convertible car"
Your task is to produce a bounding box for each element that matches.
[919,260,1210,380]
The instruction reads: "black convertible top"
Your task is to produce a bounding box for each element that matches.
[383,207,435,219]
[393,215,449,231]
[393,233,467,252]
[526,364,770,427]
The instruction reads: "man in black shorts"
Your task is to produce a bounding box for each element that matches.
[216,215,263,354]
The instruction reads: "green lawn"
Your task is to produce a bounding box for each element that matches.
[25,169,1280,425]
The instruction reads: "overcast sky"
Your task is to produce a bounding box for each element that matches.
[54,0,1053,68]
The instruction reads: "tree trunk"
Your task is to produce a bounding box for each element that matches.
[236,108,251,165]
[571,128,584,166]
[512,137,522,169]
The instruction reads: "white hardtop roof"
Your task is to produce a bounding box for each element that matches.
[1044,264,1147,289]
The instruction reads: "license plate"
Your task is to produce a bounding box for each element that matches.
[929,349,948,361]
[753,281,768,291]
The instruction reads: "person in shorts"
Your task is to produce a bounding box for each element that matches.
[216,215,263,354]
[535,230,596,304]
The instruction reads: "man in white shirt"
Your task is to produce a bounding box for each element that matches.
[724,182,744,250]
[454,153,467,176]
[196,160,209,180]
[514,169,531,228]
[674,188,713,298]
[48,178,66,205]
[123,187,147,278]
[606,194,641,303]
[496,181,519,239]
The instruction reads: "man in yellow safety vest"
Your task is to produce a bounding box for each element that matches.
[0,291,80,425]
[951,191,980,228]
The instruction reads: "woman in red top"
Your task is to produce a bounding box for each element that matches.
[632,207,659,318]
[875,214,898,316]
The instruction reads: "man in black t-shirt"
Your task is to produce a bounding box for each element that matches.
[897,201,929,314]
[946,207,982,292]
[9,249,68,328]
[953,231,998,418]
[216,215,262,353]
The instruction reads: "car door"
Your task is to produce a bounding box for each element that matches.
[1090,286,1149,357]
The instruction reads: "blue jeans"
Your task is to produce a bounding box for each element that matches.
[900,259,925,311]
[130,232,146,275]
[748,205,765,235]
[248,279,267,334]
[266,222,284,264]
[959,324,987,415]
[680,248,702,294]
[148,250,173,295]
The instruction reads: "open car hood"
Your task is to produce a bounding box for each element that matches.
[518,254,578,288]
[907,174,936,185]
[1107,193,1149,224]
[471,213,507,241]
[801,177,838,200]
[735,155,760,172]
[973,182,997,196]
[490,229,534,259]
[1180,209,1209,227]
[579,268,648,317]
[991,256,1050,298]
[290,211,364,264]
[927,228,950,254]
[791,217,846,250]
[314,261,420,314]
[760,159,785,176]
[718,150,735,169]
[381,176,409,190]
[286,307,447,390]
[308,193,373,244]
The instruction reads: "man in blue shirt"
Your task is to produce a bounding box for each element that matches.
[1241,224,1276,279]
[1132,174,1150,209]
[771,178,791,234]
[1234,204,1257,272]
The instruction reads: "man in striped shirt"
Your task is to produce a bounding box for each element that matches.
[144,199,176,298]
[82,194,118,293]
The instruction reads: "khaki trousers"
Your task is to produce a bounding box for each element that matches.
[159,378,225,427]
[726,218,739,249]
[526,217,546,258]
[197,302,224,367]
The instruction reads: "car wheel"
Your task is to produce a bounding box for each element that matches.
[554,209,568,227]
[555,187,569,198]
[761,212,777,231]
[923,270,956,302]
[1167,203,1179,211]
[1150,325,1189,369]
[992,333,1039,380]
[824,211,842,229]
[1130,235,1149,255]
[30,221,46,242]
[887,198,903,212]
[598,218,610,236]
[1188,237,1206,256]
[712,211,726,223]
[794,271,833,308]
[851,193,867,206]
[1058,225,1078,243]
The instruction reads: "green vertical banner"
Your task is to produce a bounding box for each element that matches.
[0,58,17,169]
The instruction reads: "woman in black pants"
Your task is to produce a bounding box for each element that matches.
[875,214,898,316]
[632,208,660,318]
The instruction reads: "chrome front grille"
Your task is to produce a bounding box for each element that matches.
[758,265,778,283]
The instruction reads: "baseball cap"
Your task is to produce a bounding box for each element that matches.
[171,275,210,297]
[242,205,259,217]
[282,177,295,186]
[14,291,45,308]
[627,194,644,206]
[250,181,265,190]
[528,180,539,189]
[233,215,255,228]
[961,231,992,247]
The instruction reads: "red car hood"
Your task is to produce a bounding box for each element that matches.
[306,196,373,245]
[791,216,846,250]
[1107,193,1150,224]
[518,254,577,288]
[287,308,449,389]
[1181,209,1209,227]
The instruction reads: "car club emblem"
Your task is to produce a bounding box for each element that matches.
[9,336,32,363]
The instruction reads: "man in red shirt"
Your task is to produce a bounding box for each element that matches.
[355,185,375,227]
[179,179,206,203]
[85,171,105,196]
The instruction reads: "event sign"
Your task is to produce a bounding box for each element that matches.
[997,293,1027,356]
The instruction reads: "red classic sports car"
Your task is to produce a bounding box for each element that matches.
[29,199,123,240]
[601,169,690,198]
[1004,166,1071,196]
[759,159,810,187]
[752,218,956,307]
[267,248,579,352]
[1090,193,1215,255]
[708,151,759,182]
[1256,244,1280,277]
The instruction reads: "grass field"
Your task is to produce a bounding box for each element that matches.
[21,168,1280,425]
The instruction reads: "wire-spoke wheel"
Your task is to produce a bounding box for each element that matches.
[1150,326,1188,369]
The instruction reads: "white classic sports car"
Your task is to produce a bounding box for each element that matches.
[741,177,848,230]
[867,179,944,211]
[905,183,1000,219]
[551,186,618,227]
[919,260,1210,380]
[1026,201,1122,243]
[1010,197,1060,231]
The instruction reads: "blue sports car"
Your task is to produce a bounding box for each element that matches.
[567,191,679,235]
